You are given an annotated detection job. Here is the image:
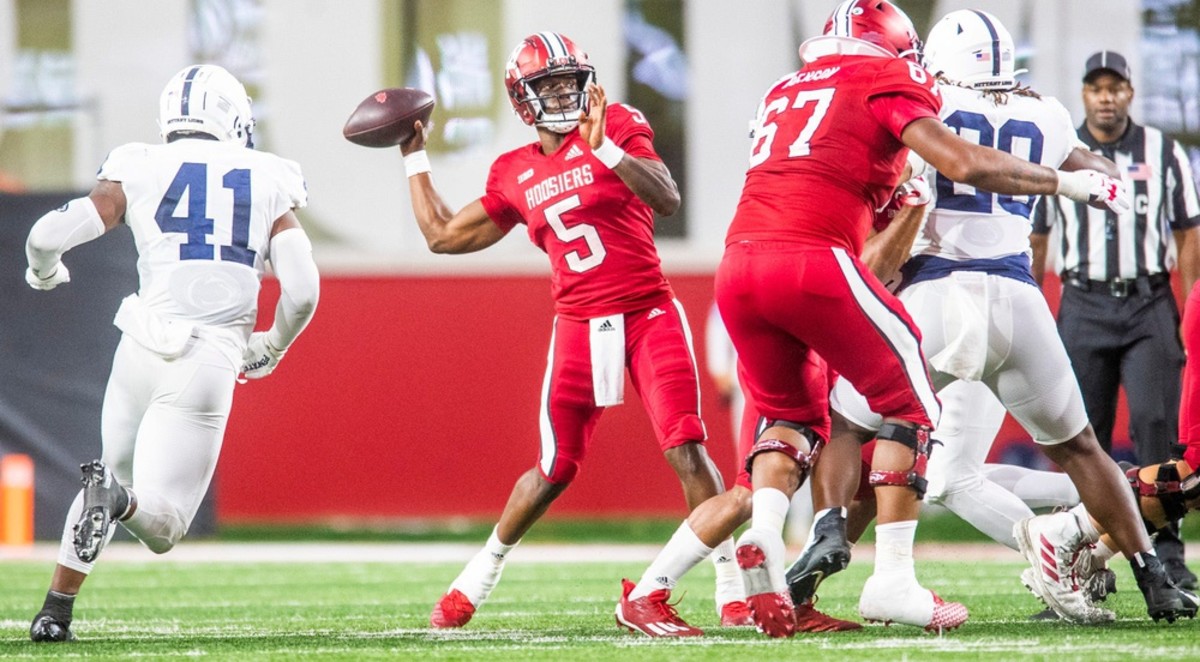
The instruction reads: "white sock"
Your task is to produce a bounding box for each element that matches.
[1093,538,1116,564]
[1069,503,1101,543]
[712,538,746,610]
[450,526,517,606]
[873,520,918,578]
[751,488,790,536]
[630,521,712,601]
[786,481,815,546]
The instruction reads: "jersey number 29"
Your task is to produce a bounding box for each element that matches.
[155,162,257,267]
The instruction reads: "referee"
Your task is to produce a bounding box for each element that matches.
[1032,50,1200,589]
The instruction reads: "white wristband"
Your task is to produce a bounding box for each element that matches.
[592,138,625,169]
[404,150,432,177]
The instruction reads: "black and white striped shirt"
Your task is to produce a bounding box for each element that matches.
[1032,120,1200,280]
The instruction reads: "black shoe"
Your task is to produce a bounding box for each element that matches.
[1164,558,1199,590]
[785,508,851,606]
[73,460,130,563]
[30,613,74,642]
[1029,608,1060,621]
[1131,553,1200,623]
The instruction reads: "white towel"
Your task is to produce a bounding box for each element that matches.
[589,314,626,407]
[928,272,989,382]
[112,294,196,360]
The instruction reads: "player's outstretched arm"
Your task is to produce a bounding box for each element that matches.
[902,117,1129,214]
[578,83,680,217]
[399,121,507,254]
[241,211,320,380]
[24,180,125,290]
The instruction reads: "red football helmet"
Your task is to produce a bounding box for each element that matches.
[504,32,596,133]
[823,0,923,63]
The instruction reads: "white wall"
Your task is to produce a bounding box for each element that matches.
[12,0,1142,272]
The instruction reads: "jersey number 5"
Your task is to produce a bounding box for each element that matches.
[545,194,606,273]
[155,162,256,267]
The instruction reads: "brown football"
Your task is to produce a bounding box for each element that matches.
[342,88,435,148]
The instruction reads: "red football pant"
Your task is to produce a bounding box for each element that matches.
[1181,282,1200,469]
[715,241,939,445]
[537,300,707,484]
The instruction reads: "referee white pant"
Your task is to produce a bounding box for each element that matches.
[57,335,235,573]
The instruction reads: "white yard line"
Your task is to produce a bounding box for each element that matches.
[0,541,1097,564]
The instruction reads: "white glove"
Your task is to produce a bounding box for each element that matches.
[896,176,931,207]
[25,263,70,291]
[1055,169,1131,214]
[240,332,287,379]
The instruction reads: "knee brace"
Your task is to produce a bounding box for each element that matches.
[868,423,938,500]
[744,420,822,486]
[1125,461,1200,526]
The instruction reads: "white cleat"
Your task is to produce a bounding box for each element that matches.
[1014,513,1114,624]
[858,573,968,632]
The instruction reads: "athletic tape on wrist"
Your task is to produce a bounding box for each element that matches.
[592,138,625,169]
[404,150,432,177]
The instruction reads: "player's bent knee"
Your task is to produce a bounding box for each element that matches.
[744,421,823,484]
[868,423,938,499]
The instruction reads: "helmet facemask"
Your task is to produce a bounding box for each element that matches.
[516,68,595,134]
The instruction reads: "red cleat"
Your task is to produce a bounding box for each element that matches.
[615,578,704,637]
[794,599,862,632]
[736,542,797,638]
[925,592,969,633]
[430,589,476,628]
[719,600,754,627]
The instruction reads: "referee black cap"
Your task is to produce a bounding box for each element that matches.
[1083,50,1131,83]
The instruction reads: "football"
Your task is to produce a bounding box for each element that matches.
[342,88,435,148]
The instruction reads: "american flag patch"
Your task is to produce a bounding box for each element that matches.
[974,51,992,62]
[1126,163,1152,180]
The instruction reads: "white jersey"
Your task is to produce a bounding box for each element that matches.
[912,85,1078,261]
[98,139,306,361]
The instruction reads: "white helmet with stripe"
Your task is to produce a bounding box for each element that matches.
[158,64,255,146]
[924,9,1017,90]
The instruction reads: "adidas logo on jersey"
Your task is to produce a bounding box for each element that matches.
[517,168,534,184]
[647,308,666,320]
[598,320,616,332]
[565,144,584,160]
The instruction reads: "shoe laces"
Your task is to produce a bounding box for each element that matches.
[648,589,689,625]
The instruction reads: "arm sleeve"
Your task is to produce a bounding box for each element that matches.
[25,196,106,276]
[265,228,320,350]
[480,159,525,232]
[1167,139,1200,230]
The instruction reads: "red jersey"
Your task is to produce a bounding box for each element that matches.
[727,54,941,255]
[481,104,673,321]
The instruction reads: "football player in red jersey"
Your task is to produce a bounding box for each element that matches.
[624,0,1134,639]
[396,32,746,635]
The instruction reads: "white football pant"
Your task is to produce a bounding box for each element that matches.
[58,335,235,573]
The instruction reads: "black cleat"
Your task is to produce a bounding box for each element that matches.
[785,508,851,606]
[72,460,130,563]
[1029,608,1059,621]
[1132,553,1199,623]
[1164,558,1199,590]
[30,613,74,642]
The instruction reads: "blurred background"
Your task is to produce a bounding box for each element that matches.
[0,0,1195,540]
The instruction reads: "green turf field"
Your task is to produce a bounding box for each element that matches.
[2,551,1198,660]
